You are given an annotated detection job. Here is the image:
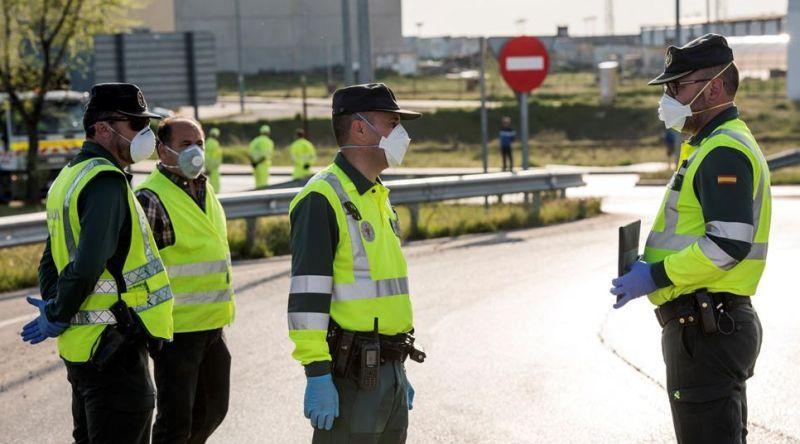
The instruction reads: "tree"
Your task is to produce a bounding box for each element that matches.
[0,0,136,204]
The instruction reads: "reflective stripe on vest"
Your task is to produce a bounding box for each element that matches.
[166,255,232,278]
[70,285,172,325]
[62,160,171,326]
[645,128,769,260]
[316,172,409,302]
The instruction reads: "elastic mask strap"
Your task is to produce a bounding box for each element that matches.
[688,61,733,107]
[692,101,735,116]
[158,141,181,168]
[339,113,382,150]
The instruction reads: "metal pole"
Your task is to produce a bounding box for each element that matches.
[235,0,245,112]
[479,37,489,208]
[356,0,374,83]
[479,37,488,174]
[301,75,308,136]
[341,0,354,85]
[184,32,199,120]
[675,0,681,45]
[520,92,529,170]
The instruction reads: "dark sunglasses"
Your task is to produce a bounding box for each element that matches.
[664,78,713,96]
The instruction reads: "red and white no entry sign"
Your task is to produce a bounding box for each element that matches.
[498,36,550,93]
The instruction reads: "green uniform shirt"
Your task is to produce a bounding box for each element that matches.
[39,141,132,323]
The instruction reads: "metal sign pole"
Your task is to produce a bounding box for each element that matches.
[479,37,489,208]
[341,0,354,85]
[520,92,529,170]
[234,0,245,112]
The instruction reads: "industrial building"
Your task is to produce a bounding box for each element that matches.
[130,0,405,74]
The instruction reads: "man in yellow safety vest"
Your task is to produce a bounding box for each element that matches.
[135,117,235,444]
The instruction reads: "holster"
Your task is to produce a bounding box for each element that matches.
[695,290,719,335]
[90,300,146,371]
[326,323,426,382]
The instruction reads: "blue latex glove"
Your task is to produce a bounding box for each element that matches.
[304,374,339,430]
[407,380,415,411]
[20,297,69,345]
[610,261,657,309]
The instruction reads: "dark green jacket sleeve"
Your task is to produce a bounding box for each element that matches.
[44,174,129,323]
[693,147,754,261]
[288,191,339,376]
[38,237,59,301]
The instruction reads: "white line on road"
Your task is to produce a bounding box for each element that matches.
[0,314,35,330]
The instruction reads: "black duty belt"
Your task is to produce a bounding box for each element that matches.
[655,291,752,329]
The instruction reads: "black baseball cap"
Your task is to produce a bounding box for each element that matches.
[648,34,734,85]
[332,83,421,120]
[85,83,163,119]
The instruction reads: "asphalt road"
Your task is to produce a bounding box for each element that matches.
[1,175,798,443]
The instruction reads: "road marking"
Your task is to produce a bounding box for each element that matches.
[0,314,35,330]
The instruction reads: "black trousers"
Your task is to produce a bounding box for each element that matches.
[313,360,410,444]
[501,147,513,171]
[661,301,763,444]
[65,338,155,444]
[152,328,231,444]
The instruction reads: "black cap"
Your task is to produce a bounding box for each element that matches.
[648,34,734,85]
[332,83,421,120]
[85,83,163,119]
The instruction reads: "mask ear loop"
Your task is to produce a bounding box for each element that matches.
[338,113,383,150]
[687,61,733,109]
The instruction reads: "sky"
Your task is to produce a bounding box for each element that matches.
[402,0,789,37]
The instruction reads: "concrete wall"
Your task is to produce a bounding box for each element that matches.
[170,0,403,73]
[789,0,800,100]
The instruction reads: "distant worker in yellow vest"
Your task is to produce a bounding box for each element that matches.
[135,117,235,444]
[206,127,223,193]
[249,124,274,188]
[22,83,173,443]
[289,128,316,180]
[610,35,770,442]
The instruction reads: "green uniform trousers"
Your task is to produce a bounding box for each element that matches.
[313,360,410,444]
[662,300,763,444]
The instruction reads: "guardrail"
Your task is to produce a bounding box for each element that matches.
[767,149,800,171]
[0,170,585,249]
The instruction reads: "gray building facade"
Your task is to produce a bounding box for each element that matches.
[147,0,404,73]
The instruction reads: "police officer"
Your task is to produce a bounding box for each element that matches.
[135,117,234,443]
[289,128,316,180]
[22,83,174,443]
[205,127,223,193]
[248,124,274,188]
[288,83,425,443]
[610,34,769,443]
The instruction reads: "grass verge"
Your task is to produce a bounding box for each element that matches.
[0,244,44,293]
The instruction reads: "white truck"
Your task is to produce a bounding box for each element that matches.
[0,91,87,202]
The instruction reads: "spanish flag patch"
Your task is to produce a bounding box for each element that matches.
[717,175,738,185]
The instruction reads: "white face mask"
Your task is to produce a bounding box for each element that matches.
[110,125,156,163]
[340,113,411,167]
[657,62,734,132]
[161,143,205,179]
